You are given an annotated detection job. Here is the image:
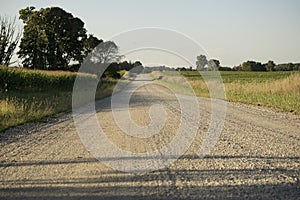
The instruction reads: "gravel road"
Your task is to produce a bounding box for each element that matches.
[0,74,299,200]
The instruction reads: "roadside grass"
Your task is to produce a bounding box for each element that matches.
[0,66,118,132]
[153,71,300,114]
[225,72,300,113]
[0,91,71,131]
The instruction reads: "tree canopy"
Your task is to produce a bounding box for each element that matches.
[207,59,220,71]
[196,55,207,71]
[18,6,100,70]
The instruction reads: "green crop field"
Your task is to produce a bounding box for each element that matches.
[182,71,295,83]
[0,66,117,132]
[153,70,300,114]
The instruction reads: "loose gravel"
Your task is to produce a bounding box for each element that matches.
[0,75,299,200]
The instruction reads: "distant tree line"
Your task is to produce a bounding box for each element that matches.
[143,65,176,73]
[233,60,300,71]
[188,54,300,72]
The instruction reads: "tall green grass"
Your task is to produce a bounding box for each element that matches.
[0,66,117,132]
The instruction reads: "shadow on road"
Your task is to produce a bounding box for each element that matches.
[0,183,298,200]
[1,155,299,199]
[1,154,299,167]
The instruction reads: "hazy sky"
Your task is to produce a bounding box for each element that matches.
[1,0,300,67]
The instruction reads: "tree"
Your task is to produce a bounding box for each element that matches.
[219,66,233,71]
[133,61,143,67]
[0,16,21,66]
[18,6,90,70]
[84,34,103,56]
[196,54,207,71]
[274,63,289,71]
[82,41,123,77]
[88,41,123,64]
[207,59,220,71]
[119,61,131,71]
[266,60,276,71]
[293,63,300,71]
[241,61,266,71]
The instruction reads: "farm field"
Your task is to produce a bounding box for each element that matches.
[158,71,300,114]
[0,66,117,132]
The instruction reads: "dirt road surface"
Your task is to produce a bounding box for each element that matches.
[0,74,299,199]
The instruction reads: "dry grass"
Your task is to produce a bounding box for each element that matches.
[0,66,118,132]
[227,73,300,95]
[153,71,300,114]
[225,73,300,113]
[0,92,71,130]
[0,81,116,132]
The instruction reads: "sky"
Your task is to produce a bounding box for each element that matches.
[1,0,300,67]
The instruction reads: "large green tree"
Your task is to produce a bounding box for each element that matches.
[18,6,98,70]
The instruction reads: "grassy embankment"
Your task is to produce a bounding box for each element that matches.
[0,66,118,132]
[153,71,300,114]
